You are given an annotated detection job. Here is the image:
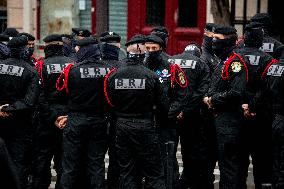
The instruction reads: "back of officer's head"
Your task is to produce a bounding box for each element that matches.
[2,28,19,39]
[250,13,272,34]
[151,26,169,49]
[184,43,201,57]
[7,36,28,58]
[244,22,264,48]
[74,37,100,62]
[43,34,64,57]
[100,31,121,48]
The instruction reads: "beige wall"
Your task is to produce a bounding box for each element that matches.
[7,0,37,36]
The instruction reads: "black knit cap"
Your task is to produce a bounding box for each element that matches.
[213,25,237,35]
[61,34,73,39]
[151,26,169,37]
[251,13,272,27]
[204,23,218,32]
[2,28,19,37]
[7,36,28,48]
[74,37,98,46]
[72,28,91,37]
[125,34,146,46]
[145,34,164,47]
[245,22,263,31]
[0,34,9,42]
[43,34,63,43]
[100,31,121,43]
[18,32,35,41]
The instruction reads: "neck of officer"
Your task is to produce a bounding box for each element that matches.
[10,48,24,59]
[220,46,235,61]
[44,44,63,58]
[101,43,119,60]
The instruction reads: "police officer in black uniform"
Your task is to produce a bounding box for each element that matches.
[32,34,73,189]
[100,31,121,67]
[169,44,213,188]
[151,26,171,60]
[0,36,40,188]
[235,22,275,189]
[0,34,10,60]
[57,37,109,189]
[104,40,168,189]
[144,34,188,189]
[261,46,284,189]
[99,31,122,189]
[200,23,220,75]
[17,32,37,66]
[204,26,248,189]
[238,13,283,59]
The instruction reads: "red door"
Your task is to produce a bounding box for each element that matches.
[128,0,206,55]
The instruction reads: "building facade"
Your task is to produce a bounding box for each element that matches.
[2,0,281,55]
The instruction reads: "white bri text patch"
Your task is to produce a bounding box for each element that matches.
[168,59,196,69]
[80,67,110,78]
[115,79,146,89]
[267,65,284,77]
[47,63,71,74]
[260,43,274,53]
[245,55,260,66]
[0,64,24,77]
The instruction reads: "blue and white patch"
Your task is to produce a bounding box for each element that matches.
[80,67,110,78]
[115,78,146,89]
[245,55,260,66]
[267,65,284,77]
[0,64,24,77]
[260,43,274,53]
[169,58,197,69]
[46,63,71,74]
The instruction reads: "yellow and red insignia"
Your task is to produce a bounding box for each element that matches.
[231,61,242,73]
[178,72,186,85]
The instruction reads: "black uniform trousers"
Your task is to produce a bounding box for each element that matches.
[115,117,166,189]
[32,104,65,189]
[0,114,33,189]
[60,112,108,189]
[214,111,247,189]
[243,111,273,189]
[179,110,217,189]
[272,114,284,189]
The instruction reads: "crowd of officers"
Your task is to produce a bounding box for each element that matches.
[0,12,284,189]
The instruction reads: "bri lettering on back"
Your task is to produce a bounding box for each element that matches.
[80,67,110,78]
[47,63,71,74]
[115,79,146,89]
[245,55,260,66]
[168,59,196,69]
[0,64,24,77]
[267,65,284,77]
[260,43,274,53]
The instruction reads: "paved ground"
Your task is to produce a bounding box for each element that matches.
[48,145,255,189]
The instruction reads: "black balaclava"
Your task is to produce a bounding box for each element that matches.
[212,37,236,60]
[44,44,63,58]
[9,46,27,59]
[203,36,213,53]
[244,28,264,48]
[76,44,101,62]
[101,43,120,60]
[144,50,163,70]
